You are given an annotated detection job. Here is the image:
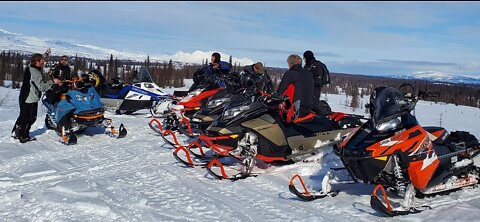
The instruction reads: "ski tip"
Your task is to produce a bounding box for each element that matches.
[117,124,127,139]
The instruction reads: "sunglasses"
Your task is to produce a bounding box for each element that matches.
[61,58,68,61]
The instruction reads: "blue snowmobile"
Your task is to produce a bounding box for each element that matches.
[43,80,127,145]
[96,67,173,115]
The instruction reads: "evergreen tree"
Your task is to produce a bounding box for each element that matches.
[0,51,5,86]
[350,85,359,111]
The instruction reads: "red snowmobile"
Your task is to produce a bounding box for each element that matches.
[148,67,227,144]
[289,84,480,216]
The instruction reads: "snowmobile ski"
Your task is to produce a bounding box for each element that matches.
[370,184,428,217]
[288,174,339,201]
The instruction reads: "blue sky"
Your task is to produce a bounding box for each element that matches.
[0,1,479,77]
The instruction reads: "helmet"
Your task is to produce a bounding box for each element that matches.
[240,71,256,88]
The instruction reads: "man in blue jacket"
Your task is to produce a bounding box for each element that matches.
[206,52,231,88]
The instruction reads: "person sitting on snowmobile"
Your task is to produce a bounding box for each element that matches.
[50,55,73,81]
[189,52,232,92]
[44,55,75,105]
[242,62,273,94]
[275,54,315,123]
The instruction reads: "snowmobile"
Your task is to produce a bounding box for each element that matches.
[96,67,173,115]
[288,84,480,217]
[173,89,363,181]
[149,68,241,141]
[43,79,127,145]
[189,85,247,134]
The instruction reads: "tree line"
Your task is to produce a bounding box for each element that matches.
[1,50,479,109]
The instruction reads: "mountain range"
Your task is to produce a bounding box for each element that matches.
[1,28,479,85]
[0,28,253,66]
[389,71,480,85]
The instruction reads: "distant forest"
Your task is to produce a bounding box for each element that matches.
[1,51,479,109]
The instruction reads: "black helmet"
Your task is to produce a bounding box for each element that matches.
[192,67,206,84]
[240,71,256,88]
[369,86,407,125]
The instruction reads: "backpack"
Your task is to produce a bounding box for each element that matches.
[306,61,331,86]
[320,62,331,85]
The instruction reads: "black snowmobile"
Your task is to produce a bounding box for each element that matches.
[149,70,261,146]
[173,91,363,180]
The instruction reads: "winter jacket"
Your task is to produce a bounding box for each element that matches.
[242,64,273,93]
[304,59,330,87]
[276,64,314,117]
[208,61,231,75]
[20,65,54,104]
[207,61,232,88]
[50,63,72,81]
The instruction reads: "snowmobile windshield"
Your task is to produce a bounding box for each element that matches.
[133,67,155,83]
[370,87,409,126]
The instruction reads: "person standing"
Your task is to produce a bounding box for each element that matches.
[303,50,330,113]
[12,49,60,143]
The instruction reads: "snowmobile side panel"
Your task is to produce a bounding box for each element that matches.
[117,99,153,112]
[56,99,76,122]
[241,114,287,146]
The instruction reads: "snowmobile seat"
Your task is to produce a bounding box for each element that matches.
[174,90,189,97]
[102,87,124,97]
[445,131,479,148]
[433,144,452,157]
[424,126,448,145]
[291,115,334,137]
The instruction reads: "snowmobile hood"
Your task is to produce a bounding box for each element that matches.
[67,87,104,115]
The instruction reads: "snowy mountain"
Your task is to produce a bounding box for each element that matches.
[0,28,254,65]
[389,71,480,85]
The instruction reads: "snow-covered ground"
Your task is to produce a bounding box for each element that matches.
[0,84,479,221]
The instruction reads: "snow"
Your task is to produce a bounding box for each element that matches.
[390,71,480,85]
[0,28,253,65]
[0,84,479,221]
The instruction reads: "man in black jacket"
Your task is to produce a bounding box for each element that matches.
[12,50,58,143]
[50,55,72,81]
[303,50,330,113]
[242,62,273,94]
[276,54,314,122]
[45,55,72,104]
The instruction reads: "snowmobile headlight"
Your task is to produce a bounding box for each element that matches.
[376,117,401,132]
[223,105,249,120]
[207,98,229,108]
[75,95,88,101]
